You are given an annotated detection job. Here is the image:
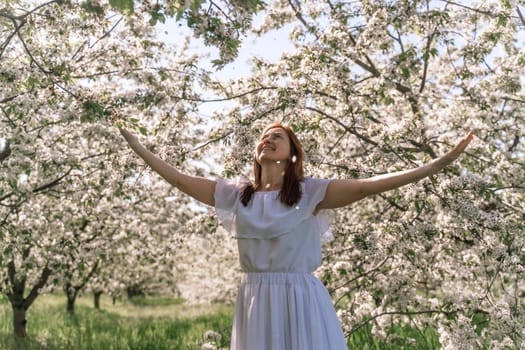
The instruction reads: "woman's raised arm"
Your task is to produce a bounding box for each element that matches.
[316,132,474,211]
[120,128,216,207]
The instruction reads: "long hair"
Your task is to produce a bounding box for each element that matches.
[240,123,305,206]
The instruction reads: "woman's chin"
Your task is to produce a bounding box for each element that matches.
[259,157,286,165]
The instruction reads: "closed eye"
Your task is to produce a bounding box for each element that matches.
[262,133,282,141]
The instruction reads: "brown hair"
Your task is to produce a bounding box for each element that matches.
[240,123,305,206]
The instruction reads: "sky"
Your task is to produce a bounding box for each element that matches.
[158,14,296,79]
[156,14,297,119]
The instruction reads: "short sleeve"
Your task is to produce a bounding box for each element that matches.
[304,177,335,243]
[214,177,248,234]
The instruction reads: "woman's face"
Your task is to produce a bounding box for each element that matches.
[255,127,292,165]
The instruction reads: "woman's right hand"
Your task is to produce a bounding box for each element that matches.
[118,127,217,206]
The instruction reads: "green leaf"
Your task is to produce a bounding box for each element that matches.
[3,245,12,255]
[401,67,410,79]
[81,100,105,122]
[149,7,166,25]
[190,0,206,12]
[226,38,240,52]
[497,14,508,26]
[81,1,105,16]
[406,153,417,161]
[109,0,134,14]
[139,126,147,136]
[175,7,185,21]
[211,59,225,68]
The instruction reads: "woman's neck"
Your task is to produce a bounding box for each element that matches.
[258,162,286,191]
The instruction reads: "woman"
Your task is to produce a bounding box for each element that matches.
[120,123,473,350]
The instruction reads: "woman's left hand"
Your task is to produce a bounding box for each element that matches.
[119,128,140,147]
[442,131,474,163]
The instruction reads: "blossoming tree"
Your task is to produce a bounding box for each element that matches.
[0,0,251,336]
[2,0,524,348]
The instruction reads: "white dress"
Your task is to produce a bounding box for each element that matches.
[214,177,347,350]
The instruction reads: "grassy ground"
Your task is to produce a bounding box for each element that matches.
[0,293,233,350]
[346,322,441,350]
[0,293,441,349]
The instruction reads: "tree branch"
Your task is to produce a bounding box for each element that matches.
[191,131,232,152]
[305,106,379,147]
[0,15,22,58]
[0,93,23,104]
[331,257,390,295]
[32,166,73,193]
[517,6,525,26]
[23,265,52,309]
[181,86,279,103]
[87,16,123,50]
[419,31,436,94]
[508,134,520,153]
[349,308,455,335]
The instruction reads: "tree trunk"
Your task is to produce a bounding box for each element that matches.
[66,293,76,313]
[63,260,100,313]
[64,281,79,313]
[126,284,145,299]
[6,261,51,338]
[94,291,102,309]
[12,306,27,337]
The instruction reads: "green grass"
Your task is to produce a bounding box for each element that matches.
[127,295,185,307]
[347,322,440,350]
[0,293,442,349]
[0,293,233,350]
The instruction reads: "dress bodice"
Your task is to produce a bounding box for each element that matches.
[214,177,332,272]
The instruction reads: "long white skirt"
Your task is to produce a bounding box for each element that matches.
[231,272,347,350]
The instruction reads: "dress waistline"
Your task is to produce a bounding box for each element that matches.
[240,272,317,285]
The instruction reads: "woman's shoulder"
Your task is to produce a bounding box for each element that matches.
[216,175,251,189]
[303,176,331,187]
[302,177,332,201]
